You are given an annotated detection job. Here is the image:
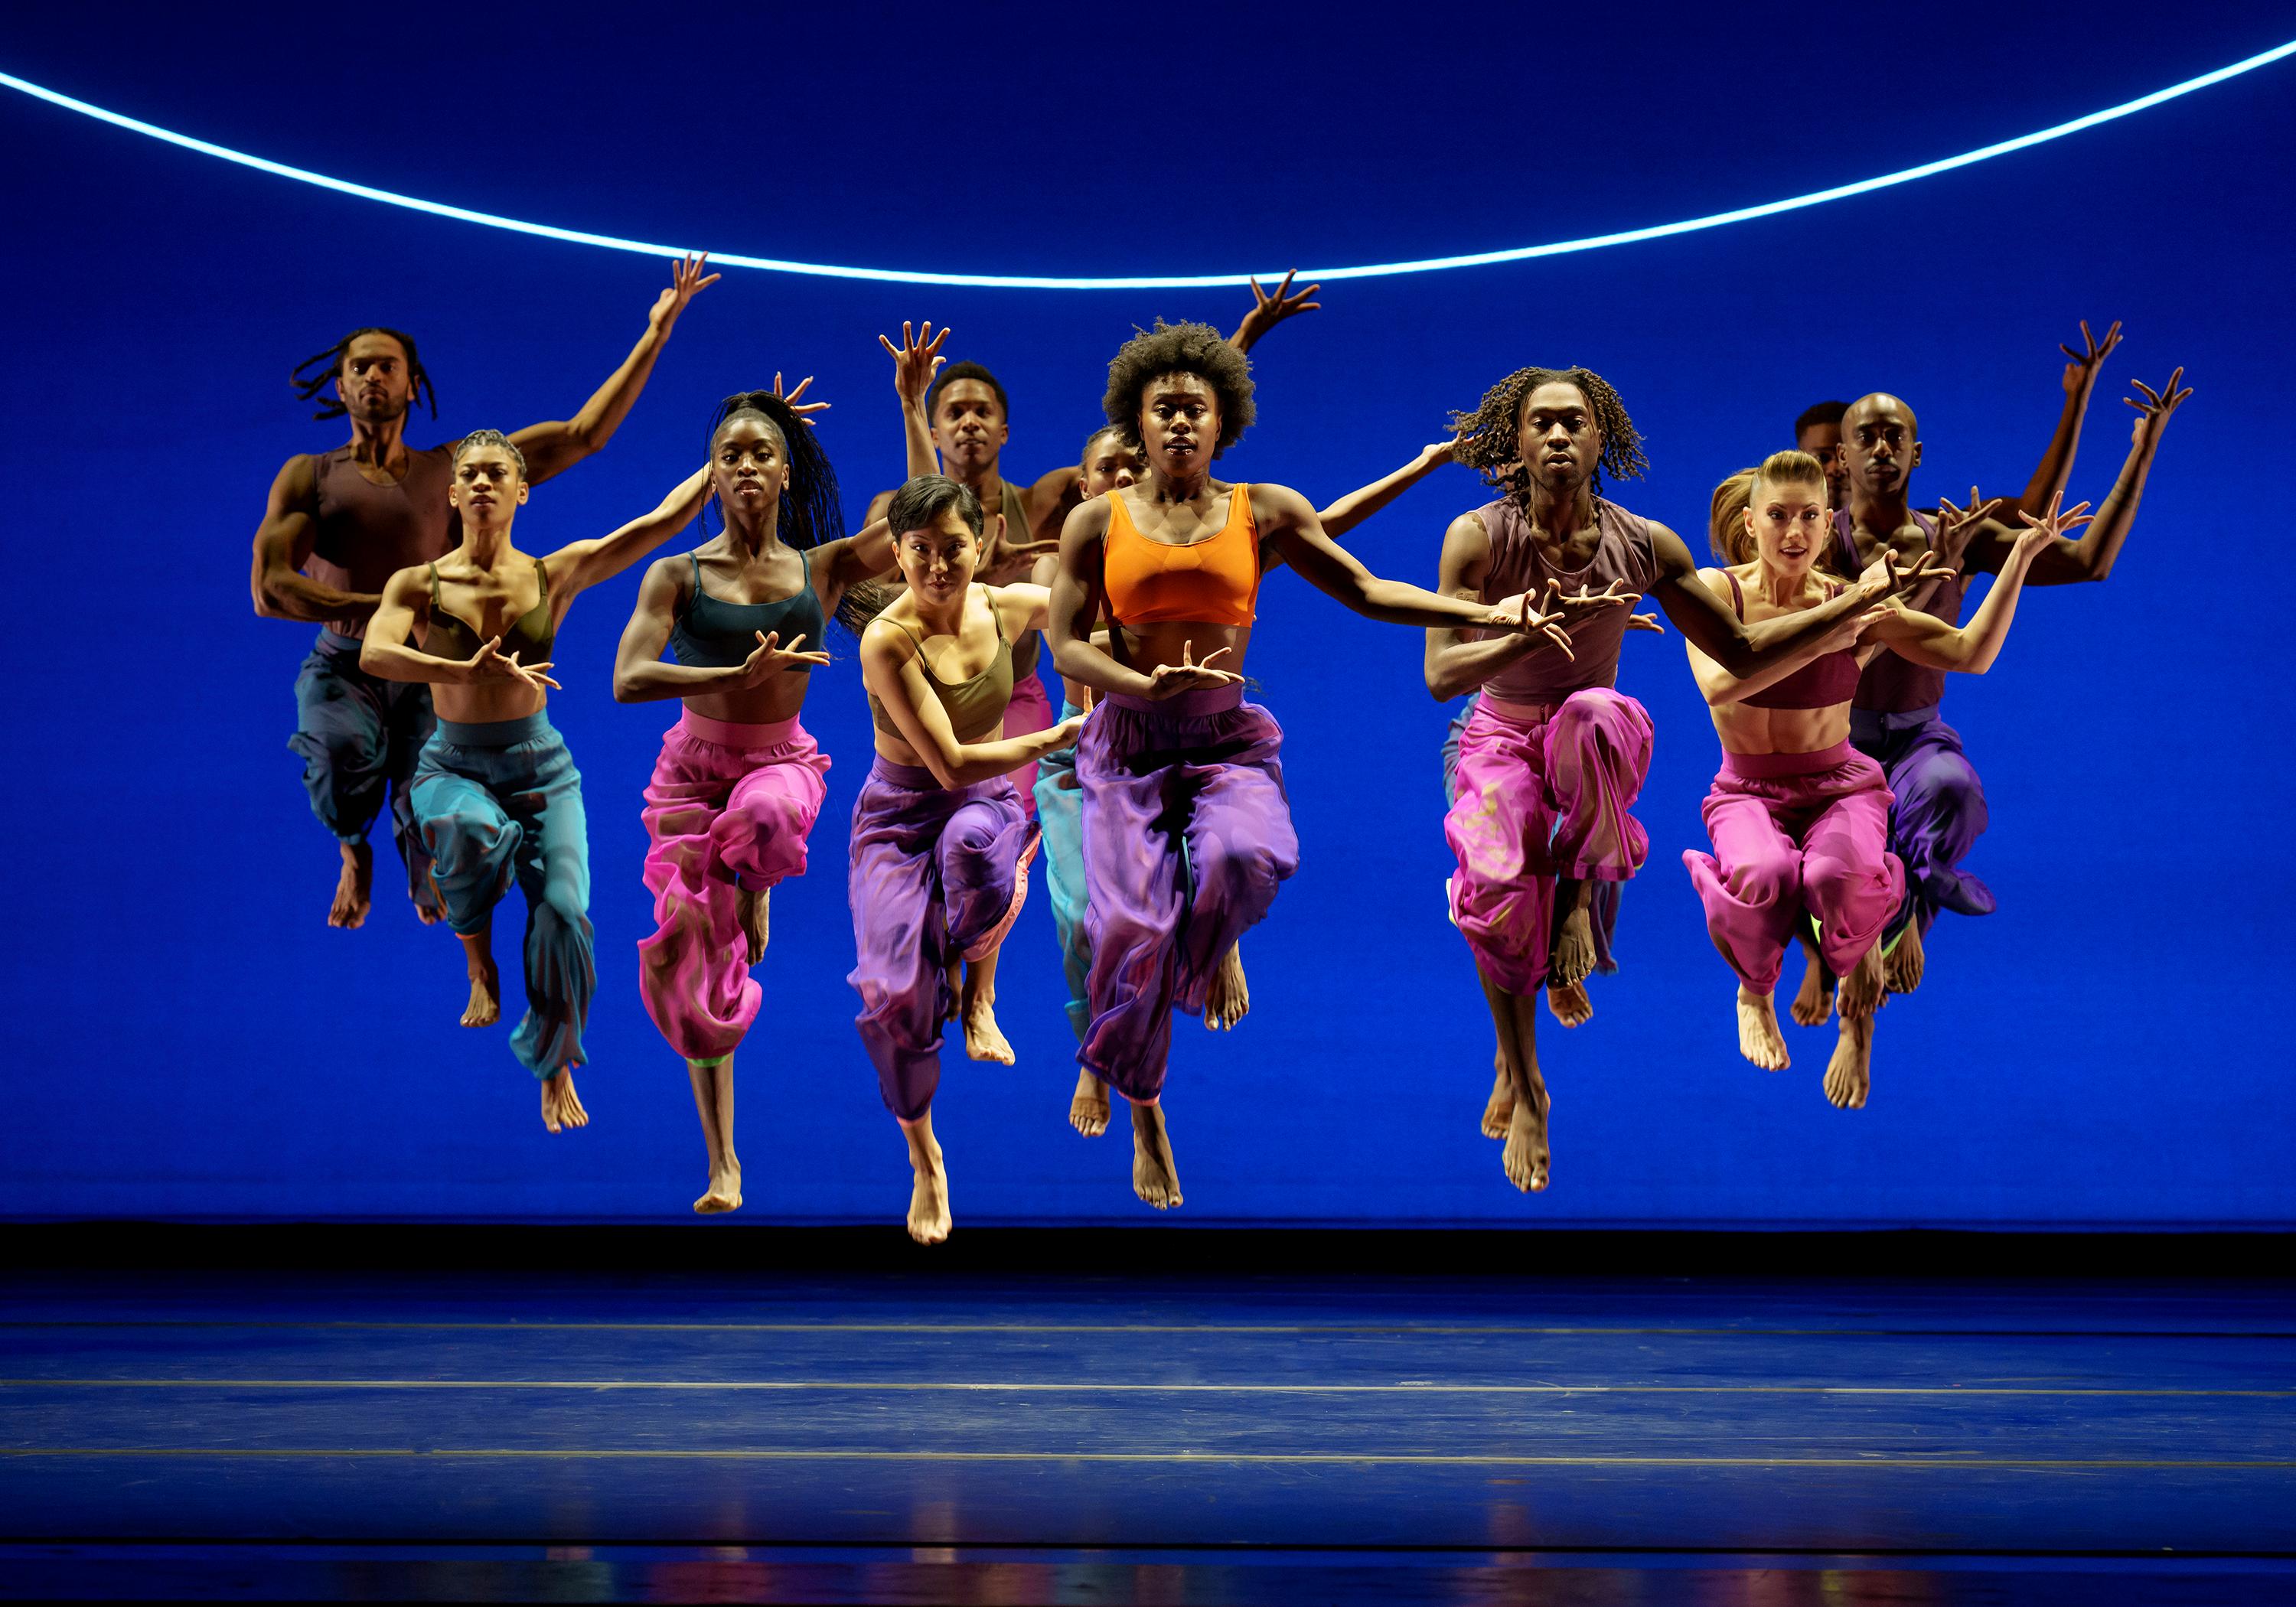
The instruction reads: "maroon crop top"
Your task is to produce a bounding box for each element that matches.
[1723,572,1860,710]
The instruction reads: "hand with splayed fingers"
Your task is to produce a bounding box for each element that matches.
[735,629,833,689]
[1932,485,1994,567]
[1231,269,1322,352]
[980,510,1060,579]
[770,371,829,428]
[2125,367,2192,445]
[2060,318,2124,397]
[465,637,561,693]
[2010,489,2095,563]
[879,321,950,416]
[649,253,721,331]
[1146,640,1243,699]
[1486,589,1577,660]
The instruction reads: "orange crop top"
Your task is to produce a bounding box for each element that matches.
[1101,485,1261,628]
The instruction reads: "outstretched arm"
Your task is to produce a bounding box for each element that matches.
[1646,523,1931,689]
[1963,368,2187,585]
[810,514,899,612]
[510,254,719,484]
[611,557,830,702]
[1227,269,1321,353]
[1870,496,2089,671]
[250,455,373,621]
[546,466,713,598]
[1320,440,1457,542]
[1261,484,1567,634]
[358,567,560,692]
[2014,318,2122,517]
[861,617,1084,787]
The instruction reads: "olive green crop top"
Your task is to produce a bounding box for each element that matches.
[869,606,1014,745]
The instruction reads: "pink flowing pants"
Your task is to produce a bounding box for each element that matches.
[1444,688,1653,996]
[1002,667,1054,820]
[636,709,830,1064]
[1681,740,1904,993]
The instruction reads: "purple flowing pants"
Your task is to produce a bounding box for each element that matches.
[1851,705,1992,940]
[1444,688,1652,996]
[846,758,1036,1120]
[1682,742,1906,993]
[1078,685,1299,1104]
[637,710,830,1065]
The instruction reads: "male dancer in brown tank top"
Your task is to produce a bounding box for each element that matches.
[249,255,719,929]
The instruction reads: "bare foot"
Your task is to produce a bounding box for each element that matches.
[736,885,771,966]
[1736,986,1789,1071]
[540,1068,589,1134]
[1824,1012,1874,1110]
[1069,1069,1110,1137]
[1549,905,1596,990]
[412,885,445,926]
[693,1160,742,1214]
[962,991,1015,1065]
[1202,945,1251,1031]
[328,843,373,929]
[1837,941,1887,1022]
[1129,1100,1182,1209]
[906,1132,951,1244]
[1545,979,1593,1028]
[1502,1084,1551,1193]
[1480,1058,1513,1140]
[1789,948,1835,1028]
[461,961,501,1028]
[1885,921,1926,995]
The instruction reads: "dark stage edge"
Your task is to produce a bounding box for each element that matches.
[4,1232,2291,1603]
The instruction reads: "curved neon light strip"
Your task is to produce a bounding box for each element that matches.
[5,41,2292,290]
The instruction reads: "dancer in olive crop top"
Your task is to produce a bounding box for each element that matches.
[850,475,1084,1244]
[1684,451,2086,1113]
[1046,319,1570,1213]
[362,431,713,1136]
[613,390,900,1213]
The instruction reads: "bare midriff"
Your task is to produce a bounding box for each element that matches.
[1113,619,1255,689]
[1706,700,1853,758]
[682,671,815,729]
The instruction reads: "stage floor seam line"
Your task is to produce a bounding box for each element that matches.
[8,1449,2294,1469]
[5,1377,2290,1397]
[9,1320,2295,1338]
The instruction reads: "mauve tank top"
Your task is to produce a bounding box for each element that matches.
[1834,510,1962,713]
[1722,572,1861,709]
[308,444,458,637]
[1000,480,1043,680]
[1476,497,1658,703]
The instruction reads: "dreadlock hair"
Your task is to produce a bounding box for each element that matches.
[452,429,527,478]
[925,360,1009,420]
[1102,319,1254,456]
[701,390,882,634]
[1794,399,1849,439]
[290,327,437,422]
[1708,467,1760,564]
[1447,366,1648,504]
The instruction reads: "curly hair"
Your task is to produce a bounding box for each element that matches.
[1102,319,1254,457]
[702,390,882,634]
[1448,366,1648,502]
[291,326,437,422]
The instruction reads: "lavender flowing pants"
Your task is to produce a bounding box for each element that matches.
[1078,686,1300,1104]
[847,758,1036,1120]
[1851,705,1992,941]
[637,710,830,1065]
[1444,688,1652,996]
[410,712,592,1077]
[1681,741,1905,993]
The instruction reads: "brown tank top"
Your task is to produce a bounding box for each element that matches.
[1835,509,1961,713]
[1476,497,1658,702]
[1000,480,1043,680]
[308,444,458,637]
[869,598,1015,745]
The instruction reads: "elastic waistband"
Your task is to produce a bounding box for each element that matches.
[680,709,802,749]
[317,627,366,654]
[1850,702,1942,738]
[1105,683,1244,718]
[869,756,939,790]
[1721,739,1853,780]
[434,710,556,748]
[1477,689,1560,726]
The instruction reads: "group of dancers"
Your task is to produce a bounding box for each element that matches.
[251,255,2187,1237]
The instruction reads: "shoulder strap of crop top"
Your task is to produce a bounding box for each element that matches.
[1724,570,1744,618]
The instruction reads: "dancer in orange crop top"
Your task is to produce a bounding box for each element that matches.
[1044,318,1574,1212]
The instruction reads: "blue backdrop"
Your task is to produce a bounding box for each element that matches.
[2,3,2290,1226]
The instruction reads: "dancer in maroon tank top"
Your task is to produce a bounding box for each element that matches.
[1685,451,2086,1109]
[249,255,719,930]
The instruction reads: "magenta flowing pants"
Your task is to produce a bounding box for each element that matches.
[1003,669,1054,822]
[1681,741,1905,993]
[847,758,1036,1120]
[1078,685,1299,1104]
[636,710,830,1064]
[1444,688,1652,996]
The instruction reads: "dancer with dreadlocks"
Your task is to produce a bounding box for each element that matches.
[251,255,722,930]
[1048,321,1567,1211]
[612,392,900,1213]
[361,434,713,1134]
[1685,451,2089,1110]
[1432,367,1938,1192]
[851,474,1088,1244]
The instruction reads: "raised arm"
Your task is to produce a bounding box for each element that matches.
[1261,484,1568,634]
[2014,318,2122,517]
[544,465,713,599]
[610,556,830,703]
[1322,440,1457,541]
[860,614,1084,788]
[510,254,719,485]
[879,321,948,480]
[1962,368,2187,586]
[1646,522,1931,689]
[810,514,899,610]
[358,566,560,693]
[1868,495,2089,672]
[249,455,371,621]
[1226,269,1321,354]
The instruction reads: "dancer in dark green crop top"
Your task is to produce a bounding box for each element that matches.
[363,431,710,1135]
